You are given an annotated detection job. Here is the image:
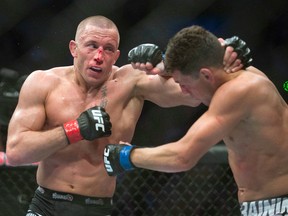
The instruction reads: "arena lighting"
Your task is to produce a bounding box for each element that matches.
[283,81,288,92]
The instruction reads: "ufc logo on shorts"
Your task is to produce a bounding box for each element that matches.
[103,148,113,172]
[92,109,105,132]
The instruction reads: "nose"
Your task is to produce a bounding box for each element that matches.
[95,48,104,63]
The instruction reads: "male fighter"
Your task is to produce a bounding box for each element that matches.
[104,25,288,215]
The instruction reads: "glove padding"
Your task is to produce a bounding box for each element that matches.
[63,106,112,144]
[104,144,137,176]
[78,106,112,140]
[128,43,163,67]
[224,36,253,68]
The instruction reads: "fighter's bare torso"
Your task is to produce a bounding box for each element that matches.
[219,69,288,202]
[37,65,145,197]
[33,62,199,197]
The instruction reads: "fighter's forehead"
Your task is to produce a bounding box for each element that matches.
[77,24,119,45]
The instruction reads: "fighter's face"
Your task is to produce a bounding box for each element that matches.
[72,25,120,85]
[172,69,212,106]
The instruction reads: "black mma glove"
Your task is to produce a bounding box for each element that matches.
[128,43,163,67]
[63,106,112,144]
[104,144,137,176]
[224,36,253,68]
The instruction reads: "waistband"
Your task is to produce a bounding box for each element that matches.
[240,195,288,216]
[36,186,113,206]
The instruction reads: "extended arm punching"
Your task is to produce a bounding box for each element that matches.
[103,36,253,176]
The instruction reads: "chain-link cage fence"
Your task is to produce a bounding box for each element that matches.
[0,166,37,216]
[0,146,240,216]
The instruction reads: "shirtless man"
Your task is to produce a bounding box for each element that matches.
[104,25,288,216]
[6,16,249,216]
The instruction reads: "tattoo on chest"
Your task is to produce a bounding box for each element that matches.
[99,85,108,108]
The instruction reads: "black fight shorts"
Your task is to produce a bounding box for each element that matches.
[26,186,113,216]
[240,195,288,216]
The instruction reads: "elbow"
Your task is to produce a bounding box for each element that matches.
[6,144,25,166]
[176,153,196,172]
[6,150,21,166]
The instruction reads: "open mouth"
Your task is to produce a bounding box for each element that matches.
[90,66,102,73]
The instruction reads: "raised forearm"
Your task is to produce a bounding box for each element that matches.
[131,144,194,173]
[104,142,199,176]
[6,127,68,165]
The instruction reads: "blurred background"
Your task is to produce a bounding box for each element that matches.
[0,0,287,150]
[0,0,287,215]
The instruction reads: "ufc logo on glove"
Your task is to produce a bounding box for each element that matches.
[92,109,105,132]
[63,106,112,144]
[103,148,113,173]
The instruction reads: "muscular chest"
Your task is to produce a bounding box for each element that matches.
[223,112,276,157]
[223,115,261,154]
[45,79,131,127]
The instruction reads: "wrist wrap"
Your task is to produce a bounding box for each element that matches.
[119,145,136,170]
[63,120,83,144]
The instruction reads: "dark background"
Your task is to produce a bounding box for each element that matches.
[0,0,287,148]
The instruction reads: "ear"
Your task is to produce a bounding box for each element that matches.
[200,68,214,83]
[113,50,121,64]
[69,40,77,58]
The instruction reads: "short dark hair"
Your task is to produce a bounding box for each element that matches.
[165,25,224,77]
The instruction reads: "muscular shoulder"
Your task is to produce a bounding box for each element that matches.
[26,66,71,86]
[20,66,72,100]
[112,64,149,92]
[113,64,144,80]
[31,66,71,79]
[211,69,273,114]
[221,70,268,96]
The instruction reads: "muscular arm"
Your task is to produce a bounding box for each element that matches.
[6,71,68,165]
[135,70,201,107]
[129,38,252,108]
[130,83,249,172]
